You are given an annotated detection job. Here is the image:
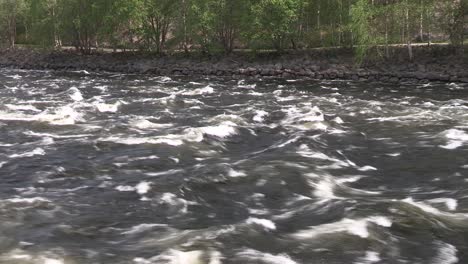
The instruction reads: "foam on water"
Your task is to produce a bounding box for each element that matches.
[183,85,215,95]
[297,145,350,169]
[8,74,22,79]
[440,129,468,149]
[116,185,136,192]
[358,166,378,171]
[38,137,55,145]
[281,105,329,131]
[227,168,247,177]
[146,169,184,177]
[6,197,50,204]
[132,119,173,129]
[74,70,90,75]
[333,117,344,124]
[115,182,151,199]
[95,101,122,113]
[249,91,263,96]
[158,76,173,83]
[310,177,338,200]
[0,249,65,264]
[307,172,380,201]
[246,218,277,230]
[236,249,298,264]
[292,218,369,239]
[136,182,151,195]
[42,258,65,264]
[198,121,238,138]
[354,251,381,264]
[9,148,45,158]
[24,131,92,139]
[0,111,37,122]
[448,82,463,90]
[38,105,84,125]
[1,69,468,263]
[401,198,468,219]
[432,242,458,264]
[284,105,324,121]
[128,155,160,161]
[5,104,41,112]
[367,110,435,123]
[100,135,188,146]
[428,198,458,211]
[122,224,168,235]
[159,193,195,214]
[291,216,392,239]
[208,114,247,125]
[136,249,222,264]
[140,247,200,263]
[238,80,257,89]
[253,110,269,122]
[368,216,392,227]
[93,85,108,92]
[68,87,84,101]
[0,105,84,125]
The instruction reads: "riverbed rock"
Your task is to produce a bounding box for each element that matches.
[0,48,466,85]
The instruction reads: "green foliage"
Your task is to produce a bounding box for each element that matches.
[0,0,465,57]
[100,0,141,49]
[0,0,26,47]
[24,0,59,46]
[137,0,178,52]
[249,0,300,51]
[179,0,252,54]
[350,0,373,63]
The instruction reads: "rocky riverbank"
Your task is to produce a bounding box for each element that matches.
[1,48,467,83]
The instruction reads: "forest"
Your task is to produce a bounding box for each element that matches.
[0,0,466,60]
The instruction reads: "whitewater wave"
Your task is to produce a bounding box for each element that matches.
[291,216,392,239]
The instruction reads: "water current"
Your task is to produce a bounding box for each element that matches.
[1,68,468,264]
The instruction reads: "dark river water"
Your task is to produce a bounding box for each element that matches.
[1,68,468,264]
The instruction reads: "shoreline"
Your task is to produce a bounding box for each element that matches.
[1,48,467,84]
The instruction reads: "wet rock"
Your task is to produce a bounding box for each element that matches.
[0,49,465,84]
[282,72,292,78]
[414,72,426,80]
[310,65,320,72]
[260,69,270,76]
[379,76,389,82]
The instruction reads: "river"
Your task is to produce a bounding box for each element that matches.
[0,68,468,264]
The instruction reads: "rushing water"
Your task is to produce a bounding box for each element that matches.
[1,68,468,264]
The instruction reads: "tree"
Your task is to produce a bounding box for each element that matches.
[447,0,467,54]
[249,0,300,51]
[0,0,465,58]
[101,0,141,51]
[182,0,221,54]
[398,0,417,61]
[350,0,374,63]
[209,0,250,53]
[51,0,126,54]
[138,0,178,53]
[24,0,61,47]
[0,0,25,47]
